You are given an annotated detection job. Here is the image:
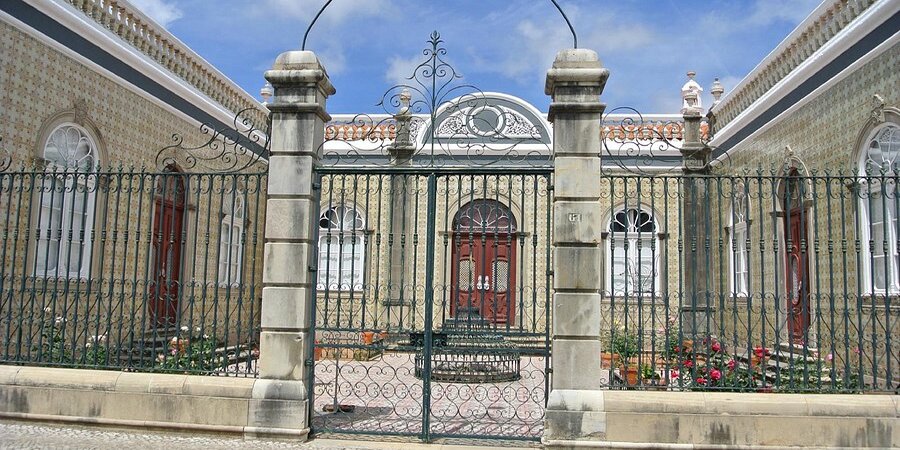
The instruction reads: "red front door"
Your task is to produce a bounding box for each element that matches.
[150,174,185,327]
[785,209,810,343]
[450,234,517,324]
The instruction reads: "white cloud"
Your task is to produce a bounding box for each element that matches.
[258,0,393,23]
[746,0,822,26]
[488,8,656,85]
[384,54,423,86]
[129,0,183,28]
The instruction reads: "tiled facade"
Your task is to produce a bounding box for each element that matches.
[0,18,266,369]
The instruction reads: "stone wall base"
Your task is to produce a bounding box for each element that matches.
[0,365,308,440]
[544,390,899,449]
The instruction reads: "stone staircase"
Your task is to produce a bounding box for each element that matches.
[732,342,833,386]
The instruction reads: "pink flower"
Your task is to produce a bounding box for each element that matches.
[170,348,177,356]
[727,359,736,371]
[826,353,834,362]
[683,360,693,368]
[673,346,681,354]
[853,347,861,355]
[710,369,722,381]
[696,377,707,385]
[711,341,721,353]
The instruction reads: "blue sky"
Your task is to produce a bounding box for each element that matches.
[132,0,822,115]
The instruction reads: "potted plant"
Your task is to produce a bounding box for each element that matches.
[641,363,666,389]
[611,329,641,385]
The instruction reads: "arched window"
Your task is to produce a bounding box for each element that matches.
[607,207,659,296]
[34,124,98,278]
[218,189,245,285]
[318,204,366,291]
[729,186,750,296]
[859,124,900,293]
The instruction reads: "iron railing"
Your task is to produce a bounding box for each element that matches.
[0,168,265,376]
[599,170,898,393]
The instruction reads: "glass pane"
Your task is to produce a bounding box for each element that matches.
[459,258,473,290]
[492,259,509,292]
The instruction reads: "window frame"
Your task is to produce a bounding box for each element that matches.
[728,188,751,297]
[606,206,660,297]
[218,189,245,287]
[317,204,367,293]
[32,123,99,279]
[858,123,900,295]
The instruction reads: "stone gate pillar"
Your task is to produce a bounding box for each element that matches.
[678,72,713,338]
[386,89,415,330]
[249,50,334,437]
[544,49,610,444]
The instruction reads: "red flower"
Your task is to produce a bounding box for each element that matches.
[727,359,736,371]
[673,346,681,354]
[696,377,707,385]
[683,360,693,368]
[711,341,721,353]
[753,346,768,358]
[670,369,679,379]
[710,369,722,381]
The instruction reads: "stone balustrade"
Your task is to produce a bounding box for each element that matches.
[65,0,262,119]
[712,0,875,132]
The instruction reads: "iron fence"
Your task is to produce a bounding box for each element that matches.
[0,167,265,376]
[311,169,552,441]
[599,170,898,393]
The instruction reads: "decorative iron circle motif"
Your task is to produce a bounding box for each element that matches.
[320,31,552,168]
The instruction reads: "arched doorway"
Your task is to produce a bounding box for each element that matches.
[782,168,810,343]
[150,166,186,327]
[450,199,517,325]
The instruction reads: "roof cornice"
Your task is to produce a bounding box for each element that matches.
[55,0,262,118]
[710,0,878,130]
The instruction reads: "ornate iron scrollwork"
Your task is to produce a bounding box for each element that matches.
[0,135,11,172]
[156,107,270,173]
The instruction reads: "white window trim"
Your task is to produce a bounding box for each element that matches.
[729,221,750,297]
[218,192,245,287]
[33,124,98,279]
[605,207,660,297]
[857,123,900,295]
[317,204,367,292]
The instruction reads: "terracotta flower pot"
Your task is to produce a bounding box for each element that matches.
[624,365,640,386]
[751,355,768,370]
[600,352,620,368]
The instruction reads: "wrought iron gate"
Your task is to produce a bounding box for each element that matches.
[308,32,553,442]
[310,168,552,442]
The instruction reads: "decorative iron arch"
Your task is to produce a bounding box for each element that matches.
[302,0,578,50]
[453,199,517,234]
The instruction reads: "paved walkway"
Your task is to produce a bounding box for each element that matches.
[0,420,537,450]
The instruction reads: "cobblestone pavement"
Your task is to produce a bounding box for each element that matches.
[0,420,535,450]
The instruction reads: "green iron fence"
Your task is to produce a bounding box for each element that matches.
[0,167,265,376]
[599,170,898,393]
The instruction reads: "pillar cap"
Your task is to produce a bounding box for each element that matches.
[265,50,336,96]
[552,49,602,69]
[545,49,609,96]
[272,50,325,71]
